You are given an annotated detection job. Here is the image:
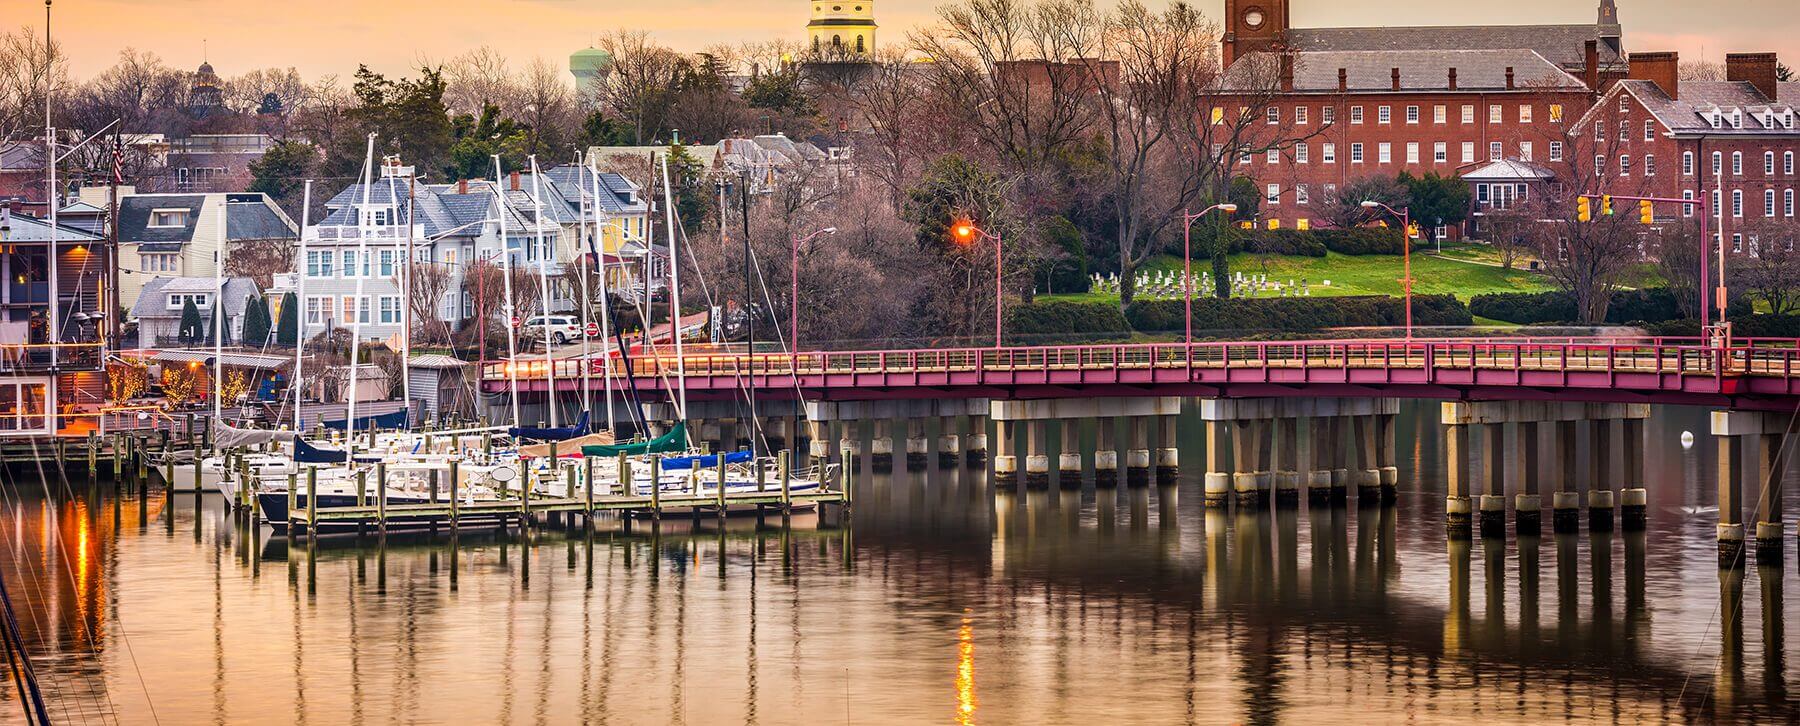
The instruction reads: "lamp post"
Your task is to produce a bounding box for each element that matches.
[1179,203,1239,346]
[951,221,1003,347]
[789,226,838,356]
[1360,200,1414,339]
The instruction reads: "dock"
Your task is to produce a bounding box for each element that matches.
[287,488,848,529]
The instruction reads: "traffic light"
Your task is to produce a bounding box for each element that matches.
[1639,199,1655,224]
[950,219,977,245]
[1578,196,1592,222]
[1406,223,1421,238]
[1601,195,1614,216]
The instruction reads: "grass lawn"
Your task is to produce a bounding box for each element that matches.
[1048,249,1556,303]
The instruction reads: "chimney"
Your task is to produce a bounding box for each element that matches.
[1727,52,1781,101]
[1629,51,1680,100]
[1505,67,1515,89]
[1391,67,1401,91]
[1337,68,1348,92]
[509,170,520,191]
[1584,40,1600,89]
[1448,68,1457,90]
[457,179,468,195]
[1279,53,1294,92]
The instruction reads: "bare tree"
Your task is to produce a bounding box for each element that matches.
[1527,111,1653,322]
[1681,59,1727,81]
[224,238,295,288]
[1733,218,1800,314]
[596,30,688,144]
[442,46,522,117]
[518,57,580,157]
[0,25,64,143]
[400,260,455,344]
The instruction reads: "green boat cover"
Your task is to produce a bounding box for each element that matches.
[581,421,689,456]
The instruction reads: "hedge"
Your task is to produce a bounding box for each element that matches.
[1126,294,1470,333]
[1470,288,1749,325]
[1233,229,1327,257]
[1003,299,1131,344]
[1223,227,1405,257]
[1649,315,1800,338]
[1312,227,1408,255]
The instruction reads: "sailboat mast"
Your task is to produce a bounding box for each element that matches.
[589,161,615,431]
[211,201,225,444]
[294,180,311,432]
[402,171,415,426]
[576,164,593,421]
[659,152,687,420]
[493,156,522,429]
[529,156,558,429]
[346,133,375,454]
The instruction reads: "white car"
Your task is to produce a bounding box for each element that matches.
[523,315,582,345]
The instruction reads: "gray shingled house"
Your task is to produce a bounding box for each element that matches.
[130,276,263,346]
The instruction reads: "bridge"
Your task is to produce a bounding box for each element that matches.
[481,336,1800,412]
[478,335,1800,566]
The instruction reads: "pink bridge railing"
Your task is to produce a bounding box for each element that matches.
[479,336,1800,387]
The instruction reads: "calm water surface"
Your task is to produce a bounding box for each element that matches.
[3,402,1800,724]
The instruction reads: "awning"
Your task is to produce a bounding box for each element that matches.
[151,349,294,370]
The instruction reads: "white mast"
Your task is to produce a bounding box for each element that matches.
[293,180,311,432]
[576,163,593,421]
[528,156,558,429]
[401,168,414,426]
[589,161,615,431]
[493,156,522,428]
[211,200,225,445]
[660,152,687,420]
[347,133,375,453]
[44,0,58,370]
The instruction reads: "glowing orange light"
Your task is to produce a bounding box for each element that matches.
[187,361,201,370]
[951,220,978,245]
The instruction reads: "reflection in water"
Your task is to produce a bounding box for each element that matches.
[2,403,1799,722]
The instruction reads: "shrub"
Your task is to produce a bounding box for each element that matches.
[1314,227,1408,255]
[1649,315,1800,338]
[1003,300,1131,344]
[1126,294,1469,334]
[1470,287,1748,324]
[1234,229,1327,257]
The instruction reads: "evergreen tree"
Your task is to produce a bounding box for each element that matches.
[1397,171,1472,244]
[177,299,203,344]
[242,295,273,347]
[247,140,314,209]
[275,292,300,346]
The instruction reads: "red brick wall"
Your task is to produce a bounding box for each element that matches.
[1226,89,1595,235]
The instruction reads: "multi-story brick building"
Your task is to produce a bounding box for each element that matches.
[1574,51,1800,256]
[1218,0,1630,237]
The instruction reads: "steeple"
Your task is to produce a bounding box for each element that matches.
[807,0,877,57]
[1597,0,1619,27]
[1596,0,1621,55]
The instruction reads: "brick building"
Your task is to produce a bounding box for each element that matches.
[1574,51,1800,256]
[1218,0,1629,237]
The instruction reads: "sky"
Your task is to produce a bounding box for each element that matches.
[13,0,1800,82]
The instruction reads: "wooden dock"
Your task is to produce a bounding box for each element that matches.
[288,488,848,528]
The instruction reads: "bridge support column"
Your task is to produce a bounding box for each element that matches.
[1479,423,1506,539]
[1621,418,1648,531]
[1353,416,1380,503]
[1273,417,1300,508]
[1232,418,1267,508]
[905,418,928,472]
[1327,417,1350,502]
[870,419,895,473]
[842,421,864,470]
[1516,421,1542,536]
[1719,433,1747,568]
[1058,420,1083,489]
[1754,432,1784,565]
[1094,418,1119,488]
[1155,415,1180,486]
[1377,413,1399,501]
[967,416,989,467]
[1444,421,1472,540]
[699,420,723,453]
[993,420,1018,490]
[1553,420,1580,534]
[937,416,962,468]
[1587,420,1615,532]
[1304,417,1332,505]
[1126,417,1151,487]
[1203,420,1228,507]
[733,418,754,451]
[808,419,831,468]
[1024,420,1051,490]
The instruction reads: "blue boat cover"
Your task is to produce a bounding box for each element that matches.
[659,449,754,471]
[294,437,347,463]
[322,409,408,431]
[509,411,590,441]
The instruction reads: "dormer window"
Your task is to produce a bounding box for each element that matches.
[168,293,210,309]
[149,209,189,228]
[1729,109,1744,129]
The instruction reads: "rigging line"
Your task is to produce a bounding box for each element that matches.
[0,461,87,726]
[1678,382,1800,710]
[29,442,130,726]
[0,600,34,725]
[0,566,49,726]
[743,241,820,437]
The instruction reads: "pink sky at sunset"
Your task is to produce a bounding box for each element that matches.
[11,0,1800,81]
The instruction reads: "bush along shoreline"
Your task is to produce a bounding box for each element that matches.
[999,294,1471,345]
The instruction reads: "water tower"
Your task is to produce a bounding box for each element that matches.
[570,47,614,96]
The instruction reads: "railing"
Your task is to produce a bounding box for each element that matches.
[476,336,1794,385]
[0,342,105,373]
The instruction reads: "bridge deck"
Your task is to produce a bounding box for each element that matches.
[479,337,1800,410]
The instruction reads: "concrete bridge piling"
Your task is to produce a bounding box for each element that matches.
[1058,421,1083,490]
[1442,401,1648,541]
[1094,417,1119,488]
[1712,410,1792,568]
[937,416,961,468]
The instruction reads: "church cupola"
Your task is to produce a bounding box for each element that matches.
[808,1,877,57]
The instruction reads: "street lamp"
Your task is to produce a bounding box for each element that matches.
[1360,200,1415,339]
[1180,203,1239,345]
[951,220,1005,347]
[790,226,837,355]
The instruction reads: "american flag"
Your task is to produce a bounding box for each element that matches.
[110,139,124,183]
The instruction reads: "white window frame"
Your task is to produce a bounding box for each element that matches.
[1350,106,1364,124]
[1405,105,1419,124]
[1295,142,1309,164]
[1433,105,1446,124]
[148,209,189,228]
[1378,106,1392,124]
[1433,142,1447,164]
[1350,143,1364,164]
[1266,183,1280,205]
[1549,142,1563,162]
[1378,142,1392,164]
[1462,142,1476,164]
[1294,106,1308,125]
[1322,143,1336,163]
[1518,104,1532,124]
[1405,142,1419,164]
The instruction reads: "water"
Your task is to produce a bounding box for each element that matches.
[2,402,1799,724]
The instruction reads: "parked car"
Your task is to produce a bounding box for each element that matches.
[523,315,582,345]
